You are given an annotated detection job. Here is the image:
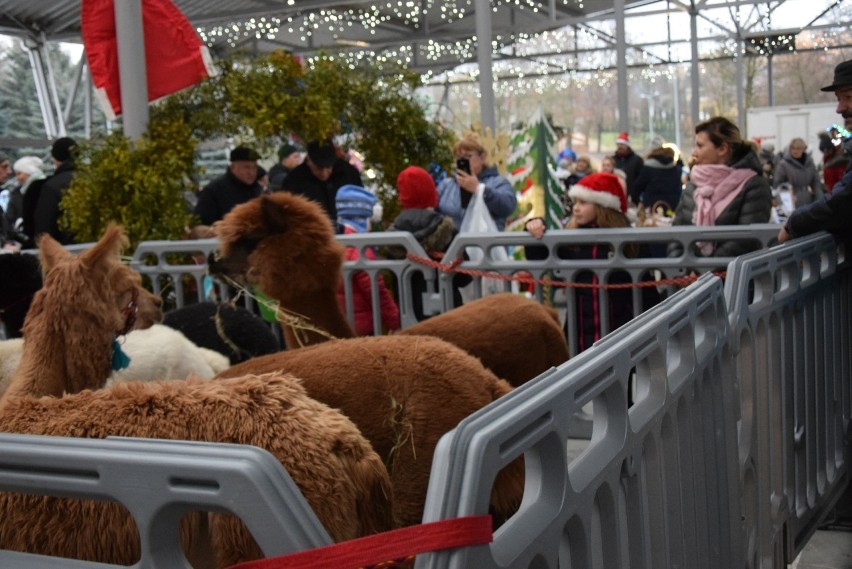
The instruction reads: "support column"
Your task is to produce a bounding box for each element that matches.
[615,0,628,132]
[25,39,57,138]
[736,37,745,127]
[767,54,774,106]
[114,0,149,139]
[690,5,700,124]
[475,0,496,133]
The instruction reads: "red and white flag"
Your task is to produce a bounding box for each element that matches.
[82,0,217,120]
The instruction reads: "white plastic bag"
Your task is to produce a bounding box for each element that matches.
[458,186,509,302]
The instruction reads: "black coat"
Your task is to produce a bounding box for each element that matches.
[33,161,74,245]
[280,160,363,220]
[631,157,683,210]
[194,170,262,226]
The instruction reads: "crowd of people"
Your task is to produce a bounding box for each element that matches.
[4,59,852,350]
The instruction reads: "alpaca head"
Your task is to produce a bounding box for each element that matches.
[209,193,347,303]
[28,225,163,342]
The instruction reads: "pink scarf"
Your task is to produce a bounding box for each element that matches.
[690,164,756,227]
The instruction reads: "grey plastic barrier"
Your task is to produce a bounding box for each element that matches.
[129,238,220,309]
[440,224,780,356]
[337,231,438,329]
[0,434,332,569]
[418,274,743,569]
[116,226,780,355]
[724,234,852,568]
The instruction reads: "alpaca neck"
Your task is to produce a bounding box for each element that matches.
[3,314,113,401]
[279,288,354,348]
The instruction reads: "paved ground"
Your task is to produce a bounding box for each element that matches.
[794,528,852,569]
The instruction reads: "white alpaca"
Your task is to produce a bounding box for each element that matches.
[0,324,230,396]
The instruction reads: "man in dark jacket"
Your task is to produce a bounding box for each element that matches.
[191,146,263,238]
[613,131,644,200]
[33,137,76,245]
[280,140,363,220]
[780,60,852,244]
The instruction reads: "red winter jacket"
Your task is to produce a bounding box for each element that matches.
[336,226,400,335]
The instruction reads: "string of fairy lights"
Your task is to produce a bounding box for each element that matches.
[194,0,851,97]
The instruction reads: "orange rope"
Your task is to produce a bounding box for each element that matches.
[406,252,725,290]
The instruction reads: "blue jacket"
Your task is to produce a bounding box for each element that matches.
[436,166,517,230]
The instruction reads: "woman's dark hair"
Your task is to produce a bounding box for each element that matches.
[695,116,757,160]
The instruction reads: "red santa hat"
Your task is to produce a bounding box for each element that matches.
[615,132,630,147]
[568,172,628,213]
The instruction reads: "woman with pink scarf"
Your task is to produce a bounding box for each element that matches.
[668,116,772,258]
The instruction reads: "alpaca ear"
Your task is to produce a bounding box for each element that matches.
[38,234,71,274]
[80,224,128,268]
[260,195,290,235]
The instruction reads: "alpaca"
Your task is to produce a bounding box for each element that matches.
[0,325,230,398]
[163,302,281,364]
[210,192,568,386]
[217,334,524,529]
[0,226,392,567]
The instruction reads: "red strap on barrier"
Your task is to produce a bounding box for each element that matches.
[226,515,493,569]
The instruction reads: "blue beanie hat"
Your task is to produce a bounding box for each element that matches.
[336,185,376,233]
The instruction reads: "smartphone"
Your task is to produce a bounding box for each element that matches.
[456,157,471,175]
[455,157,473,207]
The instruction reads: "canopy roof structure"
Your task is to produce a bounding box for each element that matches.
[0,0,850,139]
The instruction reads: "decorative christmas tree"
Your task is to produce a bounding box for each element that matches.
[506,106,563,229]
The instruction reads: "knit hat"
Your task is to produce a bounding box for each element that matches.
[615,132,630,147]
[568,172,628,213]
[13,156,44,176]
[229,146,259,162]
[0,151,8,164]
[397,166,437,210]
[336,184,376,233]
[51,137,77,162]
[277,143,299,160]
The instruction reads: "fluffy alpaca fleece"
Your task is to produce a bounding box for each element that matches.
[0,253,41,338]
[2,226,163,401]
[217,334,524,528]
[400,293,568,386]
[0,375,392,567]
[163,302,281,365]
[0,326,230,397]
[210,192,568,385]
[0,227,392,567]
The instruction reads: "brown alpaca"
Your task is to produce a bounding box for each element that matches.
[0,227,392,567]
[210,192,568,386]
[1,225,163,401]
[217,335,524,529]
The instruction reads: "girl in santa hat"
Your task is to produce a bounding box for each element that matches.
[525,172,658,353]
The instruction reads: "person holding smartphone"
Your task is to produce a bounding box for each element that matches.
[436,133,517,230]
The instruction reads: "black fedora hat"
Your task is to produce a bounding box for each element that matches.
[821,60,852,92]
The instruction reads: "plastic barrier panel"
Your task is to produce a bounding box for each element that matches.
[0,435,332,569]
[418,274,743,569]
[725,234,852,567]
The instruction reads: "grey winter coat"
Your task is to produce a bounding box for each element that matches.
[774,150,824,207]
[668,148,772,258]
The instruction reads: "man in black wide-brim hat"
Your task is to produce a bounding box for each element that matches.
[779,60,852,243]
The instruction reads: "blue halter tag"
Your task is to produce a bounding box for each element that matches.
[112,338,132,371]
